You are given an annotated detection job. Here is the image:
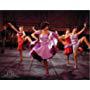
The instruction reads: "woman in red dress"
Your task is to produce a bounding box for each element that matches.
[8,23,32,63]
[59,28,72,65]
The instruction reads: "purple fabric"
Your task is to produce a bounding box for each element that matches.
[30,31,58,59]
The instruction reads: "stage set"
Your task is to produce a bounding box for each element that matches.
[0,10,90,80]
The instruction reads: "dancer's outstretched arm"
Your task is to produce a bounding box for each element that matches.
[59,34,65,40]
[77,23,87,35]
[31,32,38,41]
[8,23,26,38]
[58,35,66,45]
[21,31,26,38]
[8,23,19,33]
[32,26,37,32]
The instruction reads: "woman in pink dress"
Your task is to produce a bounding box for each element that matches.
[30,22,58,76]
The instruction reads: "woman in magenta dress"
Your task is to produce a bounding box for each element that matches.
[30,22,58,76]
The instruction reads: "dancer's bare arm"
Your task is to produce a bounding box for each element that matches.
[77,23,87,35]
[59,35,65,40]
[32,26,37,32]
[21,31,26,38]
[58,35,66,45]
[8,23,19,33]
[31,32,38,41]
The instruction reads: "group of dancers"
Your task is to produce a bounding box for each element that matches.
[1,21,90,76]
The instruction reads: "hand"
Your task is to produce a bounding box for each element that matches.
[8,23,12,26]
[55,31,58,34]
[84,23,87,27]
[32,26,35,29]
[8,22,11,24]
[31,40,38,45]
[32,26,36,31]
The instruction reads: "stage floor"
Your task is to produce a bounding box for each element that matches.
[0,49,89,80]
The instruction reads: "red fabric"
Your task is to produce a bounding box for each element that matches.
[65,36,71,44]
[64,37,72,55]
[64,47,72,55]
[17,35,24,50]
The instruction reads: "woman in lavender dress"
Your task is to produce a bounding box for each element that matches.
[30,22,58,76]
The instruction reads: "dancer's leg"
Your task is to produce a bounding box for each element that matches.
[79,36,90,48]
[42,60,49,76]
[59,37,71,65]
[19,50,23,63]
[73,46,78,69]
[65,55,70,65]
[24,36,32,43]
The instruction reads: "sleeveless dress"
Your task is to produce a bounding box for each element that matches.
[64,36,72,55]
[29,31,58,62]
[17,33,24,50]
[70,34,80,52]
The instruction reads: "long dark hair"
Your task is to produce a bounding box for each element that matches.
[40,21,49,30]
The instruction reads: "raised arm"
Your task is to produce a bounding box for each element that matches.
[8,23,19,33]
[21,31,26,38]
[77,23,87,35]
[31,31,39,41]
[59,34,65,40]
[32,26,37,32]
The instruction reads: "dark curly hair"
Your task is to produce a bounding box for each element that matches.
[40,21,49,30]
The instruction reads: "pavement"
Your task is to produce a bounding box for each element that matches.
[0,48,89,80]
